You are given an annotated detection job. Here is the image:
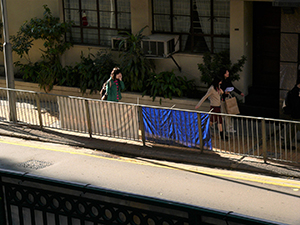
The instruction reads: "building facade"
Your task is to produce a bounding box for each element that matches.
[2,0,300,118]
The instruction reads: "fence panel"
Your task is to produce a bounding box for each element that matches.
[211,114,263,158]
[57,96,88,133]
[0,89,8,122]
[88,100,139,140]
[264,119,299,163]
[39,93,60,128]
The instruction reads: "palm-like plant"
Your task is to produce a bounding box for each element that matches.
[118,26,155,92]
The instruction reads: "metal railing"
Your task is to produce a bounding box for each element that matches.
[0,87,299,164]
[0,168,283,225]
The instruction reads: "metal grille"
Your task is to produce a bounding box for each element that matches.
[0,169,281,225]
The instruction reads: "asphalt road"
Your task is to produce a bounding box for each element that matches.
[0,136,299,224]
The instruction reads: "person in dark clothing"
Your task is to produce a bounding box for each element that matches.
[282,79,300,150]
[220,69,244,133]
[287,81,300,120]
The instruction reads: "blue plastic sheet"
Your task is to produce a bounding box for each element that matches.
[142,107,211,149]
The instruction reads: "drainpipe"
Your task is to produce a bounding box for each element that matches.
[1,0,17,122]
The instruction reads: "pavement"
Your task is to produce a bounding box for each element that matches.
[0,121,300,179]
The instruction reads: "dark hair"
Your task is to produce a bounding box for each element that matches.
[211,76,222,91]
[297,75,300,85]
[219,68,228,79]
[111,67,121,80]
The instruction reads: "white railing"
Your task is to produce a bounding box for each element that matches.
[0,87,299,164]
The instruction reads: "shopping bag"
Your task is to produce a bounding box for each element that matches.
[225,94,240,114]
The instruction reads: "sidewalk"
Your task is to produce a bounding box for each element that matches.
[0,121,300,179]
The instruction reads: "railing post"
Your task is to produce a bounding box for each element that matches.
[138,106,146,146]
[35,93,43,130]
[1,0,17,123]
[197,113,204,153]
[0,175,6,225]
[261,119,268,163]
[85,100,92,138]
[189,211,201,224]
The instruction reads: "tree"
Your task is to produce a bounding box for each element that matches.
[197,50,247,86]
[11,5,73,91]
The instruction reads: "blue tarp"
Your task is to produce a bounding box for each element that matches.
[142,107,211,149]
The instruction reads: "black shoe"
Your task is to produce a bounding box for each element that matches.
[222,135,228,140]
[281,145,296,150]
[220,131,228,140]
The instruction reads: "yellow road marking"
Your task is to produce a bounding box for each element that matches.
[1,139,300,189]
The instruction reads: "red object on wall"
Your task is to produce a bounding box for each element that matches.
[82,11,88,26]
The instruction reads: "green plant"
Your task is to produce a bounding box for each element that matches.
[143,71,197,104]
[197,50,247,86]
[71,51,117,94]
[11,5,73,91]
[118,26,155,92]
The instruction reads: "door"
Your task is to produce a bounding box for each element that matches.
[253,2,281,88]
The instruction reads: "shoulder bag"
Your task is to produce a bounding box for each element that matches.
[225,94,240,114]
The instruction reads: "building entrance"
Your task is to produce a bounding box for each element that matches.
[245,2,281,118]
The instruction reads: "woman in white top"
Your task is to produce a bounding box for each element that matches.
[195,76,227,140]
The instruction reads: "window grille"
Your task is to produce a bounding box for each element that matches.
[152,0,230,53]
[63,0,131,46]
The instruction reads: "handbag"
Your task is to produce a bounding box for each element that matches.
[225,94,240,114]
[99,78,110,100]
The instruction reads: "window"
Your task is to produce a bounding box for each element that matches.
[152,0,229,53]
[63,0,131,46]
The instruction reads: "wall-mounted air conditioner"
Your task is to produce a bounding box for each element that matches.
[141,34,180,58]
[111,36,128,50]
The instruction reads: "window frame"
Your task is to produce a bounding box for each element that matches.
[62,0,131,46]
[151,0,230,53]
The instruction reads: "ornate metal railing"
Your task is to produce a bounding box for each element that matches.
[0,169,282,225]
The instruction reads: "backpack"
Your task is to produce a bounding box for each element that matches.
[99,79,110,100]
[282,90,292,115]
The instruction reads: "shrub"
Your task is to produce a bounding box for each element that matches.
[143,71,197,104]
[197,50,247,86]
[71,51,117,94]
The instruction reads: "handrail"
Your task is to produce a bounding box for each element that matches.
[0,87,299,164]
[0,168,283,225]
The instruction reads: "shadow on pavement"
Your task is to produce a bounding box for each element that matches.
[0,122,300,179]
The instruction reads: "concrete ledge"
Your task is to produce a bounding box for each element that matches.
[0,78,210,111]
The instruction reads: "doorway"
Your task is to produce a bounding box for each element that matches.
[253,2,281,88]
[247,2,281,118]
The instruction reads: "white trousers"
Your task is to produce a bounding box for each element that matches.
[221,101,234,131]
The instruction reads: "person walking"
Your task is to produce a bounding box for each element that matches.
[106,67,125,102]
[282,78,300,149]
[220,69,244,133]
[195,76,227,140]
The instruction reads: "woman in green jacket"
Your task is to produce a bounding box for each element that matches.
[106,67,125,102]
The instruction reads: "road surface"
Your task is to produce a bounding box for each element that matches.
[0,136,299,224]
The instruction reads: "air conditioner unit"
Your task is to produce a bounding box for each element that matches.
[111,36,128,50]
[141,34,180,58]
